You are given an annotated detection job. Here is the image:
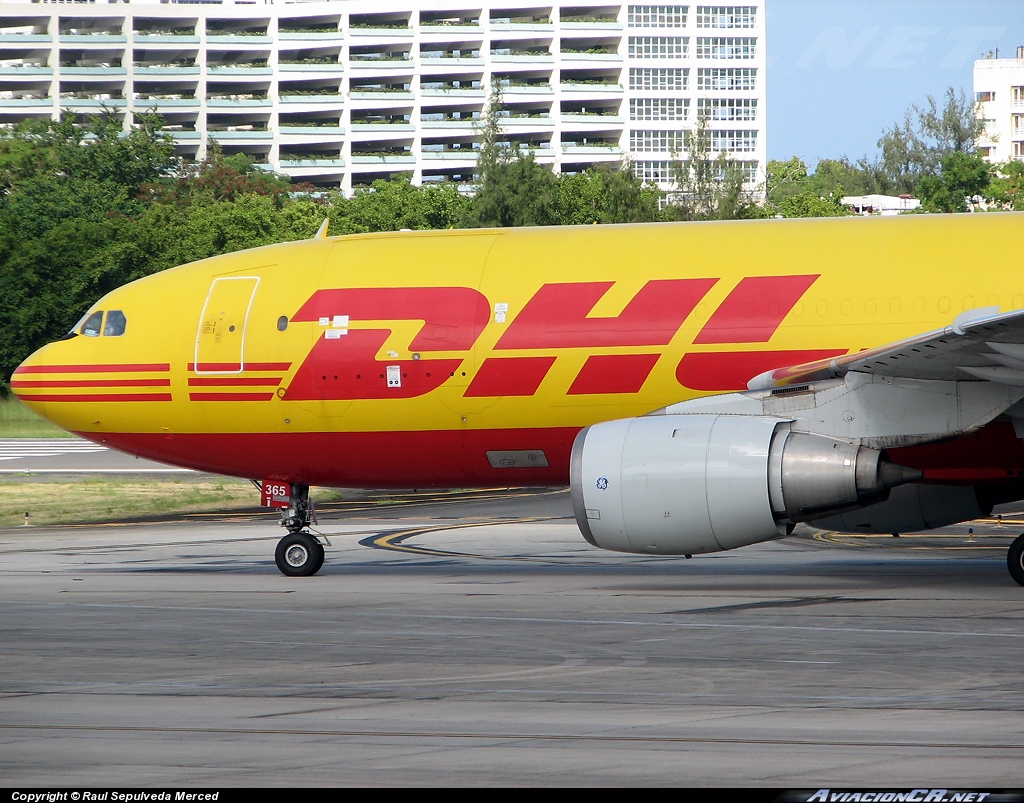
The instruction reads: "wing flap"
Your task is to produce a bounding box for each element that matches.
[957,365,1024,386]
[747,307,1024,390]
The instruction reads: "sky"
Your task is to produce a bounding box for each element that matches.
[766,0,1024,166]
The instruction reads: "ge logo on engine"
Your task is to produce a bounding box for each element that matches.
[596,476,609,490]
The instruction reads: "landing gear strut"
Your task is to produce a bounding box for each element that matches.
[274,484,327,577]
[1008,533,1024,588]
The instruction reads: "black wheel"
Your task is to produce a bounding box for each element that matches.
[1008,533,1024,588]
[275,532,324,577]
[310,540,326,574]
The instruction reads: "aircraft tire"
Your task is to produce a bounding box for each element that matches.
[276,532,324,577]
[1008,533,1024,588]
[311,540,326,575]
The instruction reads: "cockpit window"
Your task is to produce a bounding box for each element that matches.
[104,310,127,337]
[80,311,103,337]
[61,312,89,340]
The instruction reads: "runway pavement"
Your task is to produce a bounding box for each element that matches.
[1,486,1022,787]
[0,437,194,475]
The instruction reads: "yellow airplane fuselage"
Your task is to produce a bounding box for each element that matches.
[12,213,1024,487]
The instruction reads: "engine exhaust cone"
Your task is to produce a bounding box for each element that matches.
[878,461,924,489]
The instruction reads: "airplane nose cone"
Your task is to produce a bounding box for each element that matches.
[8,341,90,436]
[10,345,45,398]
[10,344,59,417]
[9,329,174,438]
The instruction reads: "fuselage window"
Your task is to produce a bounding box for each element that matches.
[80,311,103,337]
[277,315,288,331]
[104,310,127,336]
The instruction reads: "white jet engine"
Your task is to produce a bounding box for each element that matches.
[570,414,922,555]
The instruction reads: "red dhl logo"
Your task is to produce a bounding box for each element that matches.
[14,276,844,404]
[283,275,844,401]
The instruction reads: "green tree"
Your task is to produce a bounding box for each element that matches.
[0,214,151,387]
[763,158,850,218]
[877,87,985,194]
[328,176,469,233]
[162,140,294,206]
[666,112,762,221]
[0,112,181,388]
[0,112,178,240]
[278,198,334,240]
[764,156,809,202]
[0,112,176,197]
[464,83,559,227]
[468,149,558,226]
[775,192,849,218]
[808,157,885,198]
[166,194,285,264]
[554,162,663,224]
[917,151,992,213]
[985,160,1024,210]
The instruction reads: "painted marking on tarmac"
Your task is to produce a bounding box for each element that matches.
[812,531,1010,550]
[360,517,571,561]
[361,518,554,556]
[0,439,108,461]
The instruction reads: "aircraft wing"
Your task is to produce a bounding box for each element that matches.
[746,306,1024,390]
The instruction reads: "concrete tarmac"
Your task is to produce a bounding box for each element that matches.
[0,488,1022,787]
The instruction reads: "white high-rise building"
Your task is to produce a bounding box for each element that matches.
[0,0,766,194]
[974,46,1024,164]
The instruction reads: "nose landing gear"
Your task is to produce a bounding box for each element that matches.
[274,484,329,577]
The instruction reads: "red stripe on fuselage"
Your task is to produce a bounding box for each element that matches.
[694,275,820,344]
[188,377,283,386]
[188,393,276,402]
[464,357,557,397]
[187,363,291,372]
[12,363,170,375]
[11,379,171,388]
[495,279,717,350]
[567,354,660,395]
[677,350,847,391]
[20,393,173,402]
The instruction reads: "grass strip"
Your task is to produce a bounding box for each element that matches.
[0,396,74,438]
[0,478,266,527]
[0,478,348,528]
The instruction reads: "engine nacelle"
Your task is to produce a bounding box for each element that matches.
[570,414,922,555]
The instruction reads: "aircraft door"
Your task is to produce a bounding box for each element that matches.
[195,276,260,373]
